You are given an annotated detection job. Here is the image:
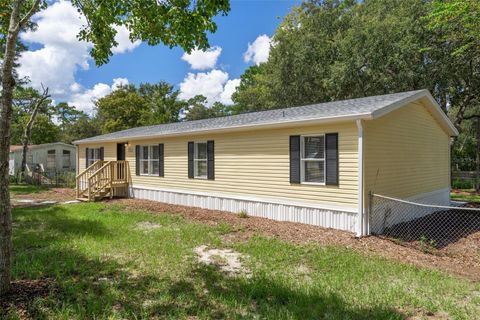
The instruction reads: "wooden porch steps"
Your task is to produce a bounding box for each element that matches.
[76,160,129,202]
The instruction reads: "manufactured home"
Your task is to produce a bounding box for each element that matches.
[9,142,76,176]
[74,90,458,236]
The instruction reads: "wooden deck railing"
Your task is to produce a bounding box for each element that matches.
[76,160,129,200]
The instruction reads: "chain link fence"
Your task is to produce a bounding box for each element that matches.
[10,169,76,188]
[369,193,480,250]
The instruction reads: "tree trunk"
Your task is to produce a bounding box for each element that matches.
[0,0,22,295]
[0,0,41,295]
[19,87,50,181]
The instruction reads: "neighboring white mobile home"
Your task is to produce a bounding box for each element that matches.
[74,90,458,236]
[9,142,76,175]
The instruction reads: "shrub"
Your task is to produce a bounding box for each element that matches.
[238,210,249,218]
[452,178,474,190]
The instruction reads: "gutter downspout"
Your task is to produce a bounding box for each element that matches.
[356,119,364,237]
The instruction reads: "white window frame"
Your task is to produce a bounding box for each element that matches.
[194,142,208,179]
[300,134,326,185]
[87,148,101,167]
[139,145,160,176]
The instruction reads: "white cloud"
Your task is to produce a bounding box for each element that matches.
[68,78,129,113]
[244,34,271,65]
[112,77,129,90]
[112,25,142,54]
[17,0,139,108]
[181,46,222,70]
[219,78,240,105]
[178,69,238,106]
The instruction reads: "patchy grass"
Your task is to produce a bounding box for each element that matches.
[9,184,48,196]
[5,203,480,319]
[451,189,480,203]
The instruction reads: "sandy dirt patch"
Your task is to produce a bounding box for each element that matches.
[195,245,250,277]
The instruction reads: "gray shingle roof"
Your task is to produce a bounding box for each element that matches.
[74,90,430,144]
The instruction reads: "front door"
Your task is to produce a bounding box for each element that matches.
[117,143,126,161]
[116,143,126,180]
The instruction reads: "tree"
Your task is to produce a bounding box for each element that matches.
[19,85,50,180]
[425,0,480,127]
[96,86,151,134]
[54,102,83,131]
[0,0,230,294]
[231,64,275,114]
[138,82,186,124]
[61,114,101,144]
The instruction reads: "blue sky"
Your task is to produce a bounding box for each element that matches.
[17,0,301,112]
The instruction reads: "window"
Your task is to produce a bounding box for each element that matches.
[47,150,56,169]
[194,142,207,178]
[140,145,159,175]
[87,148,101,167]
[301,135,325,184]
[63,150,71,168]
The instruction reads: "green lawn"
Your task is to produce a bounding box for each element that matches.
[9,184,48,196]
[451,190,480,203]
[6,203,480,319]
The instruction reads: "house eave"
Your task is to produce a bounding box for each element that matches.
[74,113,373,145]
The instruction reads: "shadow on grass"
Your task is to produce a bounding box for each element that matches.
[14,205,110,239]
[8,205,404,319]
[9,249,404,319]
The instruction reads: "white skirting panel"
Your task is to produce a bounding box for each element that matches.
[130,186,358,232]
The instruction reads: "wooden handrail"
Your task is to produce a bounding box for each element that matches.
[76,160,106,179]
[76,160,129,200]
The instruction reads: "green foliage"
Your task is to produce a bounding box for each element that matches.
[184,96,230,121]
[138,82,187,124]
[10,86,60,145]
[451,179,474,190]
[427,0,480,57]
[231,64,275,113]
[71,0,230,65]
[96,87,151,134]
[230,0,480,168]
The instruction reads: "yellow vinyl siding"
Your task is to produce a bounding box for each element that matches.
[77,143,116,170]
[78,122,359,208]
[364,101,450,200]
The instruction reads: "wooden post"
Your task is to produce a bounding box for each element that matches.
[476,118,480,192]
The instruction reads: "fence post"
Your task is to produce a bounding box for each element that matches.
[367,191,373,236]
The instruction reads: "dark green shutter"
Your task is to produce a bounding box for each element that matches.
[289,135,301,184]
[85,148,89,168]
[99,147,104,161]
[325,133,339,185]
[159,143,164,177]
[188,142,194,178]
[207,140,214,180]
[135,145,140,176]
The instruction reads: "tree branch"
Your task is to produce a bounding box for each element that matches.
[18,0,41,30]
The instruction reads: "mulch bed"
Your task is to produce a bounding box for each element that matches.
[12,188,76,202]
[0,278,54,319]
[110,198,480,281]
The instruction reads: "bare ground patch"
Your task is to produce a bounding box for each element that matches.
[195,245,251,277]
[12,187,76,202]
[110,198,480,281]
[0,278,55,320]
